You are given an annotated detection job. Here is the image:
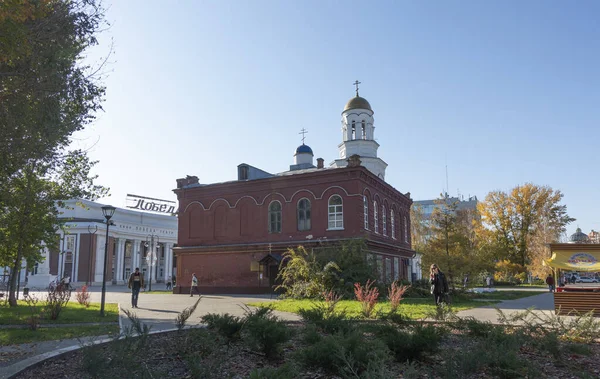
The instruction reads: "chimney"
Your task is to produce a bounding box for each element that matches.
[317,158,324,169]
[176,175,199,189]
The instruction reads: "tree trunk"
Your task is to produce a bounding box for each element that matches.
[8,246,23,307]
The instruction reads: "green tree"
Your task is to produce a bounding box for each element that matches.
[410,204,428,254]
[316,239,378,295]
[0,152,108,306]
[477,184,574,269]
[0,0,109,306]
[276,246,340,299]
[0,0,106,189]
[420,195,488,288]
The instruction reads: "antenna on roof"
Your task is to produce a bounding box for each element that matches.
[445,163,449,197]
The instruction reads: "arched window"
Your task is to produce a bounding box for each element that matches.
[268,201,282,233]
[382,205,387,236]
[297,198,311,231]
[374,201,379,233]
[328,195,343,229]
[351,121,356,140]
[363,195,369,230]
[404,216,408,242]
[391,211,396,239]
[362,120,366,139]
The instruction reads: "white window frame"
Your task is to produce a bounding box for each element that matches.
[391,211,396,239]
[363,195,369,230]
[268,201,282,233]
[374,201,379,234]
[382,205,387,236]
[327,195,344,230]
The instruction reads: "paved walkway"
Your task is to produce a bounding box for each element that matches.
[0,286,559,378]
[456,292,555,323]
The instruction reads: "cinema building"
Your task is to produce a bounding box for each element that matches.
[173,89,416,294]
[26,198,177,288]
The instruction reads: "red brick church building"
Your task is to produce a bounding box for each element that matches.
[173,88,415,293]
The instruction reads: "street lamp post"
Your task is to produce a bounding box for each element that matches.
[59,234,67,280]
[144,235,159,292]
[100,205,116,317]
[87,225,98,286]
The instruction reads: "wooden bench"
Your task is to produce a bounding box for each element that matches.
[554,292,600,316]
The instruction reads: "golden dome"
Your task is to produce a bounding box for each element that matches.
[343,96,372,112]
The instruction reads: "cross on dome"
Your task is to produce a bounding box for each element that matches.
[299,128,308,144]
[353,80,361,96]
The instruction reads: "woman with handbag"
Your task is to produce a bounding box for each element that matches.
[430,264,449,306]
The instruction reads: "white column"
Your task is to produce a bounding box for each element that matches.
[163,243,171,282]
[94,235,105,283]
[116,238,125,284]
[73,233,80,282]
[132,240,140,270]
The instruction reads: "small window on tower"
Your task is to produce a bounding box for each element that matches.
[362,120,366,139]
[351,121,356,140]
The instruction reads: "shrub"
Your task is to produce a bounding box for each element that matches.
[426,302,457,321]
[354,279,379,318]
[322,289,342,314]
[388,282,409,313]
[381,311,411,327]
[23,293,41,330]
[176,297,201,331]
[243,307,292,359]
[295,330,391,376]
[453,317,495,337]
[75,285,91,307]
[45,286,71,320]
[201,313,244,342]
[249,363,298,379]
[375,324,443,362]
[182,328,228,379]
[298,305,353,335]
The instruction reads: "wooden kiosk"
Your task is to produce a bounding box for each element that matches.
[545,243,600,316]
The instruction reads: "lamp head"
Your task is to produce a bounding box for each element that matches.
[101,205,116,221]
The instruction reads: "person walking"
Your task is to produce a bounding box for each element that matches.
[166,276,172,290]
[545,274,555,292]
[128,267,144,308]
[190,273,200,297]
[429,264,449,306]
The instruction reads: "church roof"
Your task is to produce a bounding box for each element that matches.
[295,144,313,155]
[569,228,590,243]
[343,96,372,112]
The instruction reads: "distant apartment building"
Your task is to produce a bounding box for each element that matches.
[413,194,478,221]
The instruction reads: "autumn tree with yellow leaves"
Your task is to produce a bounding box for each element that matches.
[477,183,574,276]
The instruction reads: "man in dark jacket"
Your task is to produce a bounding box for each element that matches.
[128,267,145,308]
[545,274,555,292]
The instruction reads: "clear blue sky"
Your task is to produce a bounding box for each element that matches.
[73,0,600,237]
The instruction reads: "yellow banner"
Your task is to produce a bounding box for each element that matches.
[544,251,600,272]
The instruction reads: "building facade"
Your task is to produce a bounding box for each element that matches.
[173,89,415,293]
[27,199,177,288]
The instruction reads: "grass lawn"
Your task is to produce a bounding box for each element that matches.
[0,302,119,325]
[247,298,498,320]
[0,324,120,346]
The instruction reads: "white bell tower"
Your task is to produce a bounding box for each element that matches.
[330,81,388,179]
